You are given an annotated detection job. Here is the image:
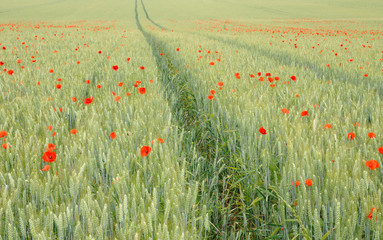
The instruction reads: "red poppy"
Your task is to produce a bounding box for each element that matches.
[98,51,102,54]
[368,207,376,220]
[366,160,379,170]
[265,73,271,77]
[209,62,215,65]
[291,181,300,187]
[281,108,289,114]
[259,127,267,135]
[347,132,356,140]
[140,146,151,157]
[257,72,261,76]
[118,82,123,87]
[301,111,309,116]
[85,80,90,84]
[218,82,224,87]
[208,95,214,101]
[83,97,94,105]
[56,84,62,89]
[368,132,376,138]
[47,143,56,151]
[140,66,145,70]
[72,97,77,102]
[379,147,383,154]
[110,132,116,139]
[115,96,121,102]
[305,179,312,186]
[70,129,77,135]
[157,138,164,143]
[210,90,216,95]
[112,65,118,71]
[250,74,255,78]
[97,84,101,89]
[0,61,4,66]
[291,75,297,81]
[138,88,146,94]
[41,165,51,171]
[7,70,14,75]
[49,69,54,73]
[0,131,7,138]
[48,126,53,131]
[364,74,368,77]
[2,143,9,149]
[42,151,57,162]
[176,48,179,51]
[324,124,331,129]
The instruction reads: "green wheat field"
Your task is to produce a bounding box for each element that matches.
[0,0,383,239]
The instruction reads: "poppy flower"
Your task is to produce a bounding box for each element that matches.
[115,96,121,102]
[110,132,116,139]
[366,160,379,170]
[48,126,53,131]
[301,111,309,116]
[368,207,376,220]
[0,131,7,138]
[83,97,94,105]
[49,69,54,73]
[97,85,101,89]
[56,84,62,89]
[72,97,77,102]
[291,75,297,81]
[210,90,216,95]
[364,74,368,77]
[17,59,21,63]
[250,74,255,78]
[70,129,78,135]
[368,132,376,138]
[7,70,14,75]
[270,84,276,87]
[281,108,289,114]
[305,179,312,186]
[138,88,146,94]
[157,138,164,143]
[85,80,90,84]
[42,151,57,162]
[259,127,267,135]
[2,143,9,149]
[140,66,145,70]
[209,62,215,65]
[275,76,280,81]
[379,147,383,154]
[324,124,331,129]
[98,51,102,54]
[257,72,261,76]
[265,73,271,77]
[218,82,224,87]
[47,143,56,151]
[347,132,356,140]
[41,165,51,171]
[291,181,300,187]
[112,65,118,71]
[140,146,151,157]
[0,61,4,66]
[208,95,214,101]
[118,82,123,87]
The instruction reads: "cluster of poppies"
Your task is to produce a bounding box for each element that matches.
[42,143,57,171]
